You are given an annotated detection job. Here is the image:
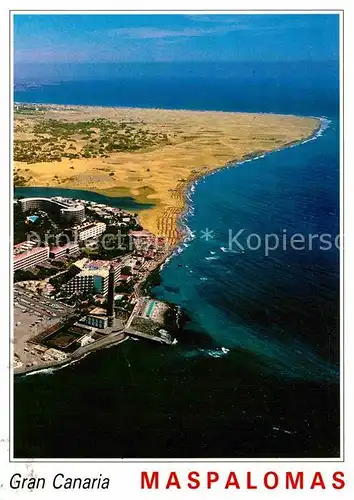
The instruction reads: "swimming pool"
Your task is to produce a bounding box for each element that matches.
[146,300,155,317]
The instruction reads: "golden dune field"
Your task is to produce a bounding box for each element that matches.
[14,105,320,244]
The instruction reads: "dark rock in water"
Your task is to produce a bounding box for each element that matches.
[142,266,161,293]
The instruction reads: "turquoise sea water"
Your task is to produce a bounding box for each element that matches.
[14,61,340,458]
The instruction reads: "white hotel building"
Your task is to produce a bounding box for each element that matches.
[13,241,49,272]
[19,196,85,224]
[72,222,107,242]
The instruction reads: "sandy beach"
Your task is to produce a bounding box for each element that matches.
[14,104,320,244]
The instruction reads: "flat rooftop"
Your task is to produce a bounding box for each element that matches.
[14,245,48,262]
[89,307,107,316]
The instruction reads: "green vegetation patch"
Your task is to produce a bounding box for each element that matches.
[14,116,172,163]
[13,170,29,186]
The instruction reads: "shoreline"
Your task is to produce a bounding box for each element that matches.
[14,99,321,121]
[130,114,328,281]
[145,114,323,245]
[174,116,327,247]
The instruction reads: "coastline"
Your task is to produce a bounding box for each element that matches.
[122,114,327,293]
[13,109,326,377]
[14,100,322,119]
[174,116,327,247]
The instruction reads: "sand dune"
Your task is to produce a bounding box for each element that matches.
[14,105,320,244]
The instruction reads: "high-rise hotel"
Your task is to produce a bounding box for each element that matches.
[13,241,49,272]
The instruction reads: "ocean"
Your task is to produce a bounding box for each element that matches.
[13,61,340,458]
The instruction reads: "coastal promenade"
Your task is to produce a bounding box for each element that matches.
[14,331,128,376]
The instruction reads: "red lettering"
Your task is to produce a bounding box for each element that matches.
[247,471,258,489]
[310,472,326,489]
[141,471,159,489]
[285,471,304,489]
[332,471,345,489]
[207,472,219,489]
[225,472,241,489]
[264,472,279,489]
[188,471,200,489]
[166,472,181,489]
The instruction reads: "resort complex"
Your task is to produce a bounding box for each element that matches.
[13,194,177,374]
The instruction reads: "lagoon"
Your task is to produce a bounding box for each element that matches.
[14,186,154,211]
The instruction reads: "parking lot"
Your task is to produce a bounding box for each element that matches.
[13,284,74,370]
[14,283,72,321]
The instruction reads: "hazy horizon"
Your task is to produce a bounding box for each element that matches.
[14,60,339,85]
[14,13,339,83]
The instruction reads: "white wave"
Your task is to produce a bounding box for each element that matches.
[220,246,241,254]
[25,367,56,376]
[160,255,172,270]
[205,347,230,358]
[272,426,294,435]
[205,256,219,260]
[175,307,182,329]
[233,116,331,168]
[184,346,230,359]
[24,354,89,377]
[302,118,331,144]
[199,277,208,281]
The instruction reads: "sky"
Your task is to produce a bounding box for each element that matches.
[14,14,339,66]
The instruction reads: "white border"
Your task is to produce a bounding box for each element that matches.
[2,2,345,472]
